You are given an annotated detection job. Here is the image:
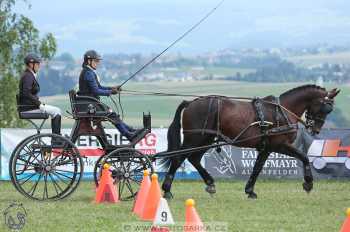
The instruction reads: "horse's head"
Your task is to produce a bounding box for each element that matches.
[305,88,340,134]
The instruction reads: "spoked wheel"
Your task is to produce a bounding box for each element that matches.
[93,148,154,201]
[9,133,84,201]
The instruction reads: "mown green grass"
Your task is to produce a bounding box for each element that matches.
[41,81,350,128]
[0,180,348,232]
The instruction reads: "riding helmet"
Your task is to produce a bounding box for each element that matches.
[83,50,102,61]
[24,53,42,65]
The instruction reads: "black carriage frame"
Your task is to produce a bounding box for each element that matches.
[9,90,153,201]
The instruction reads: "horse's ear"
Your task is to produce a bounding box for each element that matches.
[328,88,341,99]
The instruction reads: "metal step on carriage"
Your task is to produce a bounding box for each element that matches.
[9,90,153,201]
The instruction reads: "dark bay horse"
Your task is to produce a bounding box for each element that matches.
[161,85,340,199]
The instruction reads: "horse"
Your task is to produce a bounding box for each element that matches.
[160,85,340,199]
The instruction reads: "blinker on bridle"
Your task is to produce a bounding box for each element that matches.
[305,94,334,130]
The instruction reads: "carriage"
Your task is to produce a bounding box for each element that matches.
[9,85,340,201]
[10,90,154,201]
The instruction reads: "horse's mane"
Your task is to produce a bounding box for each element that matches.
[280,84,326,98]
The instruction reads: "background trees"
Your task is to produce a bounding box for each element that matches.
[0,0,57,127]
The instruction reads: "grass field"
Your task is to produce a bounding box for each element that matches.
[40,81,350,128]
[0,179,349,231]
[285,51,350,66]
[160,67,255,77]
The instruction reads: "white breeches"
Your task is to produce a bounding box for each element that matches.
[24,104,61,118]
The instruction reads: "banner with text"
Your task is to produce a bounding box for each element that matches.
[1,128,350,180]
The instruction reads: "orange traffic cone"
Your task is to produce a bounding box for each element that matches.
[95,164,119,203]
[140,173,161,221]
[340,208,350,232]
[184,199,205,232]
[132,169,151,216]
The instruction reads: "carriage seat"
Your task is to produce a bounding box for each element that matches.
[18,112,49,119]
[16,94,49,133]
[69,90,112,119]
[16,94,49,119]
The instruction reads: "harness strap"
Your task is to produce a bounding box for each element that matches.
[183,123,298,146]
[202,97,214,135]
[264,100,307,128]
[182,96,300,151]
[275,98,281,127]
[217,98,221,138]
[253,98,270,151]
[184,128,233,143]
[254,98,271,128]
[274,96,294,129]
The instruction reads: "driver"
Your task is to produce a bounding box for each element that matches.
[77,50,139,141]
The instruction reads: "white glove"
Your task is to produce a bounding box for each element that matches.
[39,104,46,111]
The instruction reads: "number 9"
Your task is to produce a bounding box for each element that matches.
[161,211,167,222]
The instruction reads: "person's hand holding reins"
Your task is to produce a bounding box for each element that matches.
[111,85,121,95]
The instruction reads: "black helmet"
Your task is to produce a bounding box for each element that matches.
[83,50,102,62]
[24,53,41,65]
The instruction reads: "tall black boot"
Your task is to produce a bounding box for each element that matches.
[52,115,61,135]
[51,115,63,146]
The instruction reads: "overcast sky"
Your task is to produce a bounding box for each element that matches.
[15,0,350,57]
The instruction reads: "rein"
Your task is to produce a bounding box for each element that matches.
[153,128,297,160]
[121,89,253,100]
[261,100,308,128]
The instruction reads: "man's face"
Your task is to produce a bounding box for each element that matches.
[33,62,40,73]
[91,59,100,69]
[28,62,40,73]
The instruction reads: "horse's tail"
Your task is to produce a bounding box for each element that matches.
[158,100,190,170]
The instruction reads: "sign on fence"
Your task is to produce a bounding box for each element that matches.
[1,128,350,180]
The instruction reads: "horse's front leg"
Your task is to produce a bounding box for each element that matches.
[277,144,313,193]
[245,150,269,199]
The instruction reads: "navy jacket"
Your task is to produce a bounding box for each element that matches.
[18,69,41,111]
[78,66,112,99]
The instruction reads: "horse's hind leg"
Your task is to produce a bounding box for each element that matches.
[188,152,216,196]
[162,134,213,199]
[162,156,187,200]
[245,150,269,199]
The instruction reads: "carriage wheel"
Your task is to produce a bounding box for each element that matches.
[9,133,84,201]
[93,148,154,201]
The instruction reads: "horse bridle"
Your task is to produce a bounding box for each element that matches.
[305,95,334,130]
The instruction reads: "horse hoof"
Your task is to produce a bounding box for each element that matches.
[247,192,257,199]
[205,185,216,195]
[163,191,173,200]
[303,182,313,193]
